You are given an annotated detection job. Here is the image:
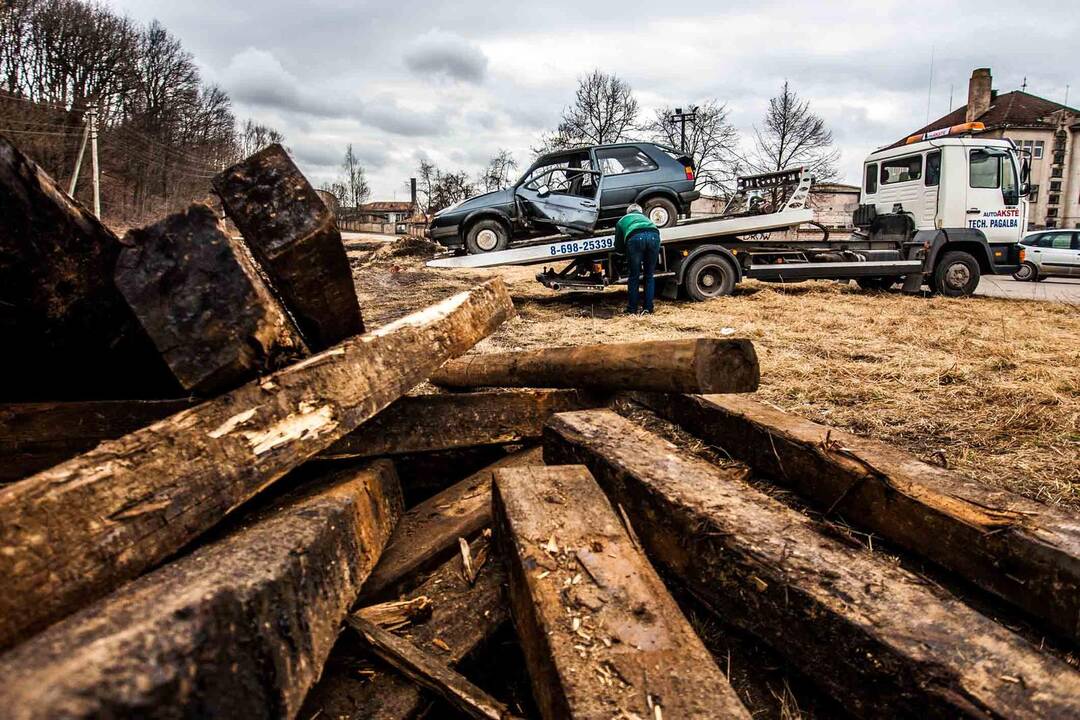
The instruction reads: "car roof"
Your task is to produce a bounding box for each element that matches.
[538,141,662,158]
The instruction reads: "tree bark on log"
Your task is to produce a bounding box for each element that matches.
[430,338,759,393]
[0,135,178,401]
[544,409,1080,720]
[493,464,751,720]
[0,399,197,483]
[115,203,308,395]
[0,279,513,650]
[346,616,522,720]
[360,446,542,601]
[631,392,1080,644]
[300,535,508,720]
[0,461,402,720]
[213,144,364,348]
[323,389,605,459]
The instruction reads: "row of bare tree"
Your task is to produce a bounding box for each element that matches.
[0,0,284,223]
[408,70,839,215]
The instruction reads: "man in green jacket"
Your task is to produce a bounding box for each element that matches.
[613,204,661,315]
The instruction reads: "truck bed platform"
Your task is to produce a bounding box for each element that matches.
[426,208,815,269]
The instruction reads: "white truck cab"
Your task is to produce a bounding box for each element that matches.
[861,135,1027,245]
[852,123,1029,294]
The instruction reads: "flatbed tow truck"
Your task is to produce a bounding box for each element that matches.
[428,124,1030,299]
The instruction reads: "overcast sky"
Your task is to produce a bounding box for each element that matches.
[109,0,1076,199]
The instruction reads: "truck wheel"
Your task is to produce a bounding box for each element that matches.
[933,251,980,297]
[643,197,678,228]
[465,219,509,254]
[1012,262,1037,282]
[684,254,736,301]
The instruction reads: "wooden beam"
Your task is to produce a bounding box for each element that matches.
[493,464,751,720]
[0,279,513,650]
[213,143,364,348]
[300,535,508,720]
[115,203,308,395]
[632,392,1080,645]
[323,389,605,459]
[0,135,178,400]
[360,446,542,601]
[0,389,574,483]
[544,410,1080,719]
[0,461,402,719]
[430,338,759,393]
[346,616,522,720]
[0,399,197,483]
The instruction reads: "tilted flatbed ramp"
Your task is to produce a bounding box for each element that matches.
[426,209,815,269]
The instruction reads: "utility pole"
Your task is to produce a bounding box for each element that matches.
[67,111,91,197]
[669,106,698,154]
[89,105,101,218]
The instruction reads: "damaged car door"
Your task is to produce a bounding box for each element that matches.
[515,165,602,235]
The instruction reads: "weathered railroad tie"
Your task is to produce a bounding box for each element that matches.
[493,464,752,720]
[115,203,308,395]
[0,279,513,650]
[544,409,1080,719]
[0,461,401,719]
[431,338,759,394]
[632,392,1080,644]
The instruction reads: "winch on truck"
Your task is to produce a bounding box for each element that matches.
[428,122,1032,299]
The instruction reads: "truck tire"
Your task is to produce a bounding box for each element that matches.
[1012,262,1037,281]
[643,197,678,228]
[684,254,736,301]
[465,219,509,254]
[933,251,980,297]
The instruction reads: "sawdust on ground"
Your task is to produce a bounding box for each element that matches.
[351,239,1080,510]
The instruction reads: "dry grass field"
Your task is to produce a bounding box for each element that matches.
[351,238,1080,510]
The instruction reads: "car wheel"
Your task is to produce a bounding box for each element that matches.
[464,219,509,254]
[642,197,678,228]
[856,276,900,291]
[1012,262,1037,282]
[933,251,980,297]
[684,254,736,301]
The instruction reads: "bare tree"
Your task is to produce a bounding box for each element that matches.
[751,81,839,180]
[237,119,285,159]
[479,148,517,191]
[538,70,639,152]
[339,144,370,208]
[415,158,437,214]
[429,169,475,213]
[648,100,739,195]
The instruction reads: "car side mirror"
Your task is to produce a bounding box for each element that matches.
[538,185,550,198]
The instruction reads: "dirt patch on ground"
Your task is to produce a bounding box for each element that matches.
[353,248,1080,509]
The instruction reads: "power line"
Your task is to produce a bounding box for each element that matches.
[109,125,223,169]
[0,127,83,139]
[0,89,86,112]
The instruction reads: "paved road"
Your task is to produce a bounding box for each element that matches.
[975,275,1080,304]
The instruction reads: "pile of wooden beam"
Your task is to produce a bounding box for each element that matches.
[1,133,1078,719]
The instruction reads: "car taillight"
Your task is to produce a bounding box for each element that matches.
[684,166,695,181]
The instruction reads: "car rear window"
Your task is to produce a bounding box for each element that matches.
[596,147,658,175]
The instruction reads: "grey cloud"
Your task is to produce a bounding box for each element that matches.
[404,30,488,83]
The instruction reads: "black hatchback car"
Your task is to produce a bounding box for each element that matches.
[429,142,699,254]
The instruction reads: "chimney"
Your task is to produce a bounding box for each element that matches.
[410,177,417,210]
[966,68,992,123]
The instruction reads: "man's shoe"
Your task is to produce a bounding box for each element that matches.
[640,308,654,315]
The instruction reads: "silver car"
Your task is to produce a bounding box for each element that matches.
[1014,230,1080,281]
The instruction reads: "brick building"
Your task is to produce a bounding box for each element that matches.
[901,68,1079,229]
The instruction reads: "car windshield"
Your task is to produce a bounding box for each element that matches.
[517,152,592,188]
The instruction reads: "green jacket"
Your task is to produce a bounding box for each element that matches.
[613,212,657,254]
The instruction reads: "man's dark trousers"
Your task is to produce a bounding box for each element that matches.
[626,229,661,313]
